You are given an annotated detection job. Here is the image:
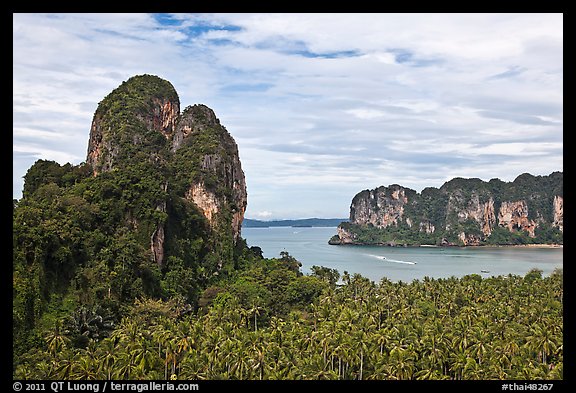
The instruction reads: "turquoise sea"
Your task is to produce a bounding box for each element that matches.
[242,227,563,282]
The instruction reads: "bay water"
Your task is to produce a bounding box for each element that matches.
[242,227,563,282]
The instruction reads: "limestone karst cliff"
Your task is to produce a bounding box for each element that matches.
[13,75,252,354]
[85,75,247,266]
[331,172,563,246]
[15,75,249,322]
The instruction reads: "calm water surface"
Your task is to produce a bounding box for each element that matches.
[243,227,563,282]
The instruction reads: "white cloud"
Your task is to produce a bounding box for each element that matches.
[13,127,68,140]
[346,109,386,120]
[253,211,273,219]
[13,143,83,163]
[13,13,563,219]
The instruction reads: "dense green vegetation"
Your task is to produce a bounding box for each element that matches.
[13,159,212,358]
[332,221,442,246]
[15,162,562,381]
[14,258,563,380]
[334,221,563,247]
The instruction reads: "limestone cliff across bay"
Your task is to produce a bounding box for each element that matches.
[330,173,563,247]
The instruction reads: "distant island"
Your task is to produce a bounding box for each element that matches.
[244,218,348,228]
[330,172,563,247]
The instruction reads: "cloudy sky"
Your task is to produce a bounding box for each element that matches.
[13,13,563,219]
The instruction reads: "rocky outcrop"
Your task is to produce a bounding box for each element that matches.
[497,201,537,237]
[86,113,117,175]
[137,97,179,139]
[151,224,165,265]
[186,183,220,224]
[173,105,247,242]
[553,195,563,232]
[448,195,496,236]
[350,185,409,228]
[419,221,435,234]
[86,76,181,175]
[458,232,483,246]
[85,75,247,266]
[332,226,357,245]
[150,182,168,265]
[13,74,251,351]
[332,172,563,246]
[171,104,219,152]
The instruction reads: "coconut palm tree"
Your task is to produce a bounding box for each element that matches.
[45,320,71,355]
[97,338,117,379]
[53,349,78,379]
[525,324,558,365]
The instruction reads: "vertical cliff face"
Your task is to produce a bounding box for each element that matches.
[445,193,496,237]
[171,104,247,245]
[85,75,247,267]
[553,196,563,232]
[497,201,537,237]
[333,172,563,246]
[350,185,410,228]
[143,97,180,139]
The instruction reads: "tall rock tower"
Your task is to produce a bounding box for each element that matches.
[85,75,247,270]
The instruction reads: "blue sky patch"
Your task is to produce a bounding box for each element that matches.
[296,49,361,59]
[182,24,242,39]
[153,13,183,26]
[388,48,440,67]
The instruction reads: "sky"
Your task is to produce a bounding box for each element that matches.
[13,13,563,220]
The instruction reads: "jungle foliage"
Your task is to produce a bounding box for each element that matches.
[15,263,563,380]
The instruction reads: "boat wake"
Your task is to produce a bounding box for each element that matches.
[366,254,418,265]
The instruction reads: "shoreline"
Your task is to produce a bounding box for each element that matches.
[330,242,563,249]
[461,244,563,249]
